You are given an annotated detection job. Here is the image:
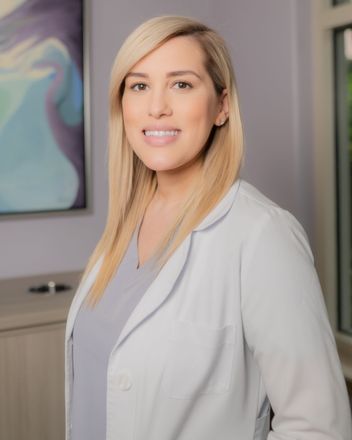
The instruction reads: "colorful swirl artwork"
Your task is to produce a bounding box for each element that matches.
[0,0,86,214]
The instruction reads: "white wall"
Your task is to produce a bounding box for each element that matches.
[0,0,314,279]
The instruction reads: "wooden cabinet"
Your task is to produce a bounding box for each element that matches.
[0,272,80,440]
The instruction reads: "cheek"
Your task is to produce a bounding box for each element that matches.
[121,95,142,125]
[181,95,218,127]
[122,107,142,148]
[121,100,132,125]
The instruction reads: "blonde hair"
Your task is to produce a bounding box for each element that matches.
[84,15,244,305]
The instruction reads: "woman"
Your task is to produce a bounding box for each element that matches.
[65,15,352,440]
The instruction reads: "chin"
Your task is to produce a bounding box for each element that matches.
[139,156,183,172]
[143,163,178,172]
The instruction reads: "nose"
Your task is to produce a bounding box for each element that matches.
[148,88,172,118]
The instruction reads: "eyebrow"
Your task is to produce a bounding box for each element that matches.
[125,70,202,80]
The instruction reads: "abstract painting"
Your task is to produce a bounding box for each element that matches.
[0,0,87,215]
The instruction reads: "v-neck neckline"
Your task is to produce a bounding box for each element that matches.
[134,218,156,271]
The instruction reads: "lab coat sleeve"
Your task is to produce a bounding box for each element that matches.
[240,208,352,439]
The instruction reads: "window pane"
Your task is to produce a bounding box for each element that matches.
[334,27,352,335]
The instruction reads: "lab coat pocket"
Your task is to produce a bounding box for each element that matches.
[162,319,236,399]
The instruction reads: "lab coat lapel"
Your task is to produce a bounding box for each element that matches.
[64,232,191,346]
[66,179,241,345]
[65,258,103,342]
[114,232,192,349]
[114,180,241,346]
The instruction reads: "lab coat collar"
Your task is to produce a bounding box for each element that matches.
[193,178,241,231]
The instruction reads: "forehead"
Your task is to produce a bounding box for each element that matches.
[130,36,206,73]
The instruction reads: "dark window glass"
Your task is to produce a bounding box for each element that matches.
[334,27,352,335]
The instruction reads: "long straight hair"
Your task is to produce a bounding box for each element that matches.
[84,15,244,305]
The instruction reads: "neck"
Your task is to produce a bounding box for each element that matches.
[153,158,203,208]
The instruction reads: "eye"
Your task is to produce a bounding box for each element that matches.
[173,81,192,90]
[130,83,148,91]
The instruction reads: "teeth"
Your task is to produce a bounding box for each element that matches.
[144,130,178,137]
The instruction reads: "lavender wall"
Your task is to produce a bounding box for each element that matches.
[0,0,314,278]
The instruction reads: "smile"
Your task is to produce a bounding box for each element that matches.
[144,130,179,137]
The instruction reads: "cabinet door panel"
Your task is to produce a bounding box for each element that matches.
[0,324,65,440]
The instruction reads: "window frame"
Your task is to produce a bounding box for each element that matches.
[312,0,352,379]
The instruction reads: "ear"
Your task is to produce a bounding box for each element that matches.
[215,89,229,127]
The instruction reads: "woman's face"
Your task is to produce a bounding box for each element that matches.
[122,36,228,173]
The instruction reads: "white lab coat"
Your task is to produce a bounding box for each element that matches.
[65,179,352,440]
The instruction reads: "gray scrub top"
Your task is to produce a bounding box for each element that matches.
[71,223,160,440]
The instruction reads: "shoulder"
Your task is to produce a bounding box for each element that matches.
[233,179,290,225]
[229,179,314,264]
